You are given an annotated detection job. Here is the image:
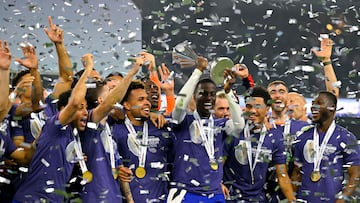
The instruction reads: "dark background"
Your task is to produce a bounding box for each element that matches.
[133,0,360,137]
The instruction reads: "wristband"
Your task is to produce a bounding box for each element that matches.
[322,61,332,66]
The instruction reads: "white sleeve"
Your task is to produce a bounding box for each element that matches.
[224,90,245,137]
[172,69,202,124]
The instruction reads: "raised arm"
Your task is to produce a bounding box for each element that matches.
[0,40,12,121]
[91,57,143,123]
[58,54,92,125]
[140,51,161,86]
[141,52,162,110]
[158,63,175,116]
[172,56,207,123]
[44,16,73,99]
[312,37,339,98]
[15,45,44,112]
[223,68,245,135]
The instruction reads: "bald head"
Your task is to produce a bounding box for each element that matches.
[287,92,308,121]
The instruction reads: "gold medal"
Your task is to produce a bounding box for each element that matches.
[135,166,146,178]
[210,161,218,171]
[112,168,118,180]
[310,171,321,182]
[82,170,93,183]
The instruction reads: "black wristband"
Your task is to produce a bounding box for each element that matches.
[322,61,332,66]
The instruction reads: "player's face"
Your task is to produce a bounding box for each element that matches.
[73,100,88,131]
[125,89,152,119]
[144,80,159,110]
[244,97,269,126]
[311,94,333,124]
[287,94,307,120]
[195,82,216,117]
[268,84,288,113]
[214,97,230,118]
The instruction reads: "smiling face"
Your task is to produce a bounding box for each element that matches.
[245,96,269,128]
[123,88,151,122]
[144,79,159,110]
[311,93,335,124]
[194,81,217,118]
[268,83,288,113]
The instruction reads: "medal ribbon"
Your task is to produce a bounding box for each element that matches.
[104,123,115,169]
[124,116,148,168]
[243,121,267,184]
[193,111,215,163]
[283,116,293,157]
[313,121,335,172]
[283,116,291,136]
[72,128,89,174]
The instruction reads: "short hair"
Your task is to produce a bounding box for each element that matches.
[245,86,272,106]
[318,91,337,107]
[267,80,288,91]
[194,78,216,94]
[85,81,106,110]
[120,80,145,104]
[71,68,99,88]
[12,70,31,87]
[105,71,123,79]
[216,91,226,99]
[57,89,72,111]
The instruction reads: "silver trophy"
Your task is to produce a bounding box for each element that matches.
[172,41,198,68]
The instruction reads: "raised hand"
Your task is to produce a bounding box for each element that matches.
[139,51,156,71]
[14,75,35,95]
[81,53,94,70]
[158,63,174,93]
[234,63,249,79]
[127,56,144,76]
[15,44,38,69]
[196,56,208,72]
[224,68,236,94]
[44,16,64,43]
[0,40,12,70]
[312,38,333,61]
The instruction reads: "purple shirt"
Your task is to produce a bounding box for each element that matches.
[10,116,35,144]
[170,114,227,196]
[0,131,18,203]
[266,119,310,202]
[294,124,360,202]
[113,120,172,202]
[0,104,18,143]
[44,94,58,118]
[223,127,286,202]
[14,113,76,202]
[0,132,17,161]
[79,120,123,202]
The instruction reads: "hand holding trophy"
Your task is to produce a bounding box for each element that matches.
[210,57,249,86]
